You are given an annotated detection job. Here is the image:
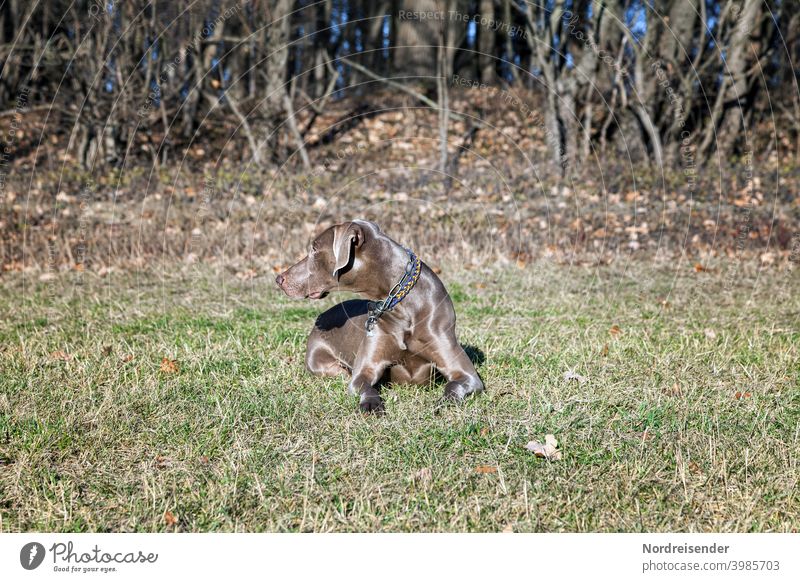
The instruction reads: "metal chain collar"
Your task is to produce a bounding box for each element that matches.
[365,248,421,336]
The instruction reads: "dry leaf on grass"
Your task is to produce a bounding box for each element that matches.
[734,391,752,400]
[609,324,623,336]
[474,465,498,474]
[50,350,71,361]
[164,511,178,526]
[160,357,179,373]
[525,434,562,460]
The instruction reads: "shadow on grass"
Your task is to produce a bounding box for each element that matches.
[462,344,486,368]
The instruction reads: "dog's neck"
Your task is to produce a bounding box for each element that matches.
[350,237,416,301]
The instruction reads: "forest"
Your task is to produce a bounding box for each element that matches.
[0,1,797,267]
[2,1,797,166]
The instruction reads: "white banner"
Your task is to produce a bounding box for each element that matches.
[1,533,797,581]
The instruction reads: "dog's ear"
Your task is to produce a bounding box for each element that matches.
[331,222,364,277]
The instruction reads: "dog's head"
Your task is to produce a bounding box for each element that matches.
[275,220,379,299]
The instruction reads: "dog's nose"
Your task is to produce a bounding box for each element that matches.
[275,274,285,287]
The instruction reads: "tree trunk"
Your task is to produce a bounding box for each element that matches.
[393,0,439,79]
[477,0,495,83]
[260,0,292,163]
[717,0,763,150]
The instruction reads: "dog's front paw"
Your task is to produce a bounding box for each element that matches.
[443,381,468,401]
[359,392,385,414]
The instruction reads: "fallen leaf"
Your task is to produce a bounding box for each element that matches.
[199,455,210,466]
[734,391,752,400]
[102,345,113,356]
[121,354,134,363]
[164,511,178,526]
[693,263,708,272]
[609,324,622,336]
[563,370,587,383]
[525,434,562,460]
[154,455,171,469]
[474,465,498,474]
[664,382,682,397]
[688,461,702,475]
[160,357,179,373]
[50,350,71,361]
[479,427,489,437]
[3,261,23,272]
[600,343,609,357]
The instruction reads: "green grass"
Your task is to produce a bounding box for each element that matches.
[0,261,798,532]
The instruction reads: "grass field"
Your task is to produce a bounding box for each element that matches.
[0,260,798,532]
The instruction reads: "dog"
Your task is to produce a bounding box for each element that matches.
[275,220,484,412]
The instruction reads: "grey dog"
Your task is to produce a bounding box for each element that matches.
[276,220,484,413]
